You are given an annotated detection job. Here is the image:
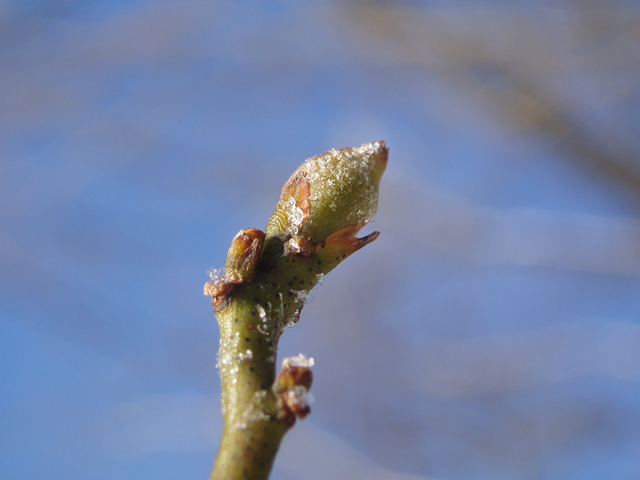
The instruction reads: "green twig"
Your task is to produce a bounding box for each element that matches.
[205,141,388,480]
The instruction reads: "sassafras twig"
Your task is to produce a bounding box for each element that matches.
[205,141,388,480]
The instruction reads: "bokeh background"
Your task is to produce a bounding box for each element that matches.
[2,1,640,479]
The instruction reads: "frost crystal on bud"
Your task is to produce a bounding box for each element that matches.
[274,353,315,424]
[285,197,304,236]
[283,353,314,369]
[293,290,312,305]
[207,268,225,282]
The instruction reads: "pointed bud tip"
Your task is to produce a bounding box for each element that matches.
[371,141,388,184]
[375,140,388,163]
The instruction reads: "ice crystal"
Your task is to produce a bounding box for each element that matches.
[237,349,253,363]
[255,304,270,336]
[235,390,269,430]
[286,385,310,406]
[207,267,225,282]
[284,196,304,236]
[283,353,314,369]
[293,290,312,305]
[286,310,300,328]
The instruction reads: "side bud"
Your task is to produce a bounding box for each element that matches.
[273,354,314,426]
[224,228,266,284]
[204,228,265,311]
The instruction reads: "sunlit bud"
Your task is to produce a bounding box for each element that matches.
[266,141,388,243]
[273,354,314,425]
[223,228,266,284]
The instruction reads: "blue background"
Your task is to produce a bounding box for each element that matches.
[2,1,640,479]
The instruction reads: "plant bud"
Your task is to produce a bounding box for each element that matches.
[266,141,388,243]
[223,228,265,284]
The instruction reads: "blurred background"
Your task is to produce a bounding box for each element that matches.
[2,1,640,479]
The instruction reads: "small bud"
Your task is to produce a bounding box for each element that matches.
[204,280,236,312]
[224,228,266,284]
[273,354,314,425]
[203,228,266,312]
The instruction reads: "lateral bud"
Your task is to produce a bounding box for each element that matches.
[204,228,266,311]
[273,354,314,426]
[224,228,266,284]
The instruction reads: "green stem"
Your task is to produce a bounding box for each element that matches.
[209,238,323,479]
[206,142,388,480]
